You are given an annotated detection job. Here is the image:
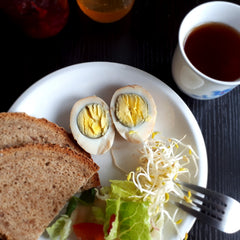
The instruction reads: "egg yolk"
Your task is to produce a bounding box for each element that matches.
[77,103,109,138]
[115,93,148,128]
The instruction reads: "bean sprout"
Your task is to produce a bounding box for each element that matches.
[127,132,199,238]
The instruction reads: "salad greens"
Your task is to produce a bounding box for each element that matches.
[100,180,151,240]
[46,180,151,240]
[102,180,141,200]
[46,215,72,240]
[104,199,150,240]
[46,189,97,240]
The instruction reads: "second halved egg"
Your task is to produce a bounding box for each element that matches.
[110,85,157,143]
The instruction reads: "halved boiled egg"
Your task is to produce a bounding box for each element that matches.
[70,96,115,155]
[110,85,157,143]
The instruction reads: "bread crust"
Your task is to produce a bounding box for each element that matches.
[0,143,99,240]
[0,112,100,190]
[0,112,85,152]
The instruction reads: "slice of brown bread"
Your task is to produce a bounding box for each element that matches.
[0,112,100,190]
[0,143,99,240]
[0,112,87,153]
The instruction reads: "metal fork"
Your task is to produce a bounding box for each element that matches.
[173,180,240,234]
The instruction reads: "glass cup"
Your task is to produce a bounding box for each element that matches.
[2,0,69,38]
[172,1,240,100]
[76,0,135,23]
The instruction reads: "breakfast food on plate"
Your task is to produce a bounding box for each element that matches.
[0,112,86,153]
[0,143,99,240]
[0,112,100,190]
[110,85,157,143]
[47,133,199,240]
[70,96,115,155]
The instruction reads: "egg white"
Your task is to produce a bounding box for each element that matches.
[70,96,115,155]
[110,85,157,143]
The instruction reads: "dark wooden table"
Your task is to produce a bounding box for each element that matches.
[1,0,239,239]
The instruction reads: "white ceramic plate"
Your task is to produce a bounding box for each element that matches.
[9,62,208,240]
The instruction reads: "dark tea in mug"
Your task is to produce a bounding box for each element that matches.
[184,22,240,82]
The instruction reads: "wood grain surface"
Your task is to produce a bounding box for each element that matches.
[1,0,239,239]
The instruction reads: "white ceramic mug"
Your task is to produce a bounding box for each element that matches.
[172,1,240,100]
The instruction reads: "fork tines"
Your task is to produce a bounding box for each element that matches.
[173,180,240,233]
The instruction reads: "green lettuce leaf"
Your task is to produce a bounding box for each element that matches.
[66,196,83,217]
[104,199,151,240]
[104,198,120,240]
[118,201,151,240]
[79,188,96,203]
[109,180,140,201]
[46,215,72,240]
